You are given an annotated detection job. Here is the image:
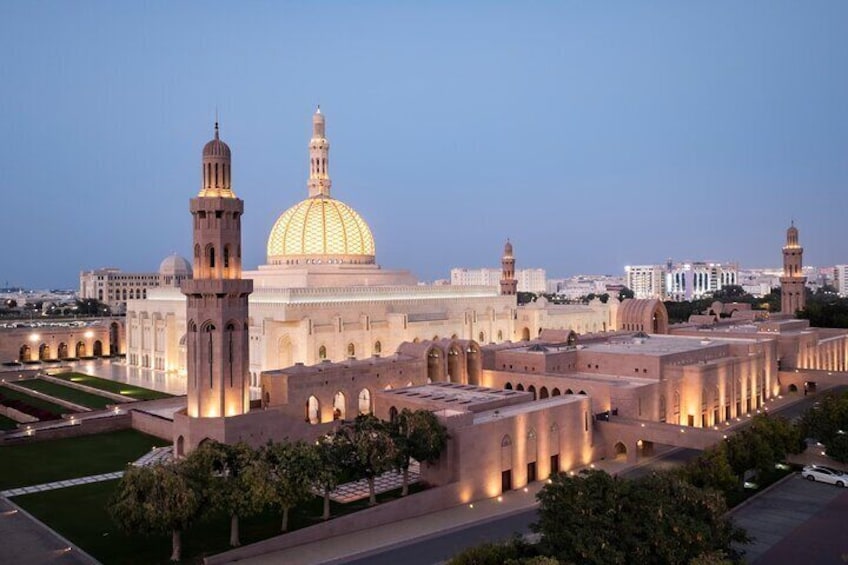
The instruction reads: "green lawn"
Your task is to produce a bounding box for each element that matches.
[16,379,114,410]
[0,385,73,418]
[13,479,426,564]
[52,372,173,401]
[0,413,19,431]
[0,429,169,490]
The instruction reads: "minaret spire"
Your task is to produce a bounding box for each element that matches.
[308,106,331,198]
[780,221,806,316]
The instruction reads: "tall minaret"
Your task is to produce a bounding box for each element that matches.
[181,124,253,419]
[307,107,331,198]
[780,222,807,316]
[500,239,517,296]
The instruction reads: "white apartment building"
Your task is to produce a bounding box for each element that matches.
[625,265,666,300]
[80,255,192,313]
[834,265,848,297]
[665,262,738,301]
[450,267,547,294]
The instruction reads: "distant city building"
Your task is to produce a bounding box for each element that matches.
[546,275,626,299]
[665,261,738,301]
[451,265,546,294]
[834,265,848,297]
[80,254,192,313]
[625,265,666,300]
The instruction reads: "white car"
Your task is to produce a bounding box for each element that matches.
[801,465,848,487]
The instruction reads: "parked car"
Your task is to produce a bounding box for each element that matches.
[801,465,847,487]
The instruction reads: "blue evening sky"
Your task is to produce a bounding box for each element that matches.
[1,2,846,288]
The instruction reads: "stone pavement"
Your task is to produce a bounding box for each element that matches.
[1,471,124,498]
[324,461,421,503]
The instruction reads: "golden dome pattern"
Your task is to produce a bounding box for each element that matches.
[267,195,375,265]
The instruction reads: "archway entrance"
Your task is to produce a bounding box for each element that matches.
[57,342,68,359]
[93,340,103,357]
[466,344,481,385]
[427,348,443,382]
[358,388,371,415]
[19,344,31,362]
[333,391,346,421]
[447,346,462,383]
[521,327,531,341]
[306,396,320,424]
[501,435,513,492]
[76,341,86,358]
[613,441,627,461]
[110,322,120,355]
[38,343,50,360]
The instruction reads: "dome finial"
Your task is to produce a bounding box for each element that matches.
[316,104,321,115]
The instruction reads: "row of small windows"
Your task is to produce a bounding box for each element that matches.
[317,341,383,361]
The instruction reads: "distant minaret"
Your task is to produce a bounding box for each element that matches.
[500,239,517,296]
[182,124,253,418]
[307,106,332,198]
[780,222,807,316]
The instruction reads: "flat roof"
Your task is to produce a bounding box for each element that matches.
[382,382,526,408]
[474,395,583,424]
[579,335,728,356]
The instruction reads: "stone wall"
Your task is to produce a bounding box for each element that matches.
[204,482,466,565]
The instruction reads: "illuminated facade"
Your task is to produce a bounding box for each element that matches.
[180,123,252,420]
[780,222,807,316]
[266,109,375,266]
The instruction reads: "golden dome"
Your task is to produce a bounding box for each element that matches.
[267,195,375,265]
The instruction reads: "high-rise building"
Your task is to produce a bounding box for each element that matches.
[780,222,806,315]
[625,265,666,299]
[834,265,848,297]
[665,262,738,301]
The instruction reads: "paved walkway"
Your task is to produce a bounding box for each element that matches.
[1,472,124,498]
[325,461,421,503]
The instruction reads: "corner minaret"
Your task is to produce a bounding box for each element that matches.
[181,124,253,419]
[307,106,332,198]
[780,222,806,316]
[500,239,517,296]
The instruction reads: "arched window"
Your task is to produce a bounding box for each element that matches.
[318,345,327,360]
[504,382,513,390]
[358,388,371,414]
[223,245,230,269]
[479,331,485,342]
[501,435,512,447]
[333,391,346,421]
[347,343,355,358]
[208,246,216,269]
[528,385,537,400]
[389,406,398,423]
[374,341,382,354]
[659,394,667,422]
[497,330,503,341]
[551,388,561,397]
[539,386,549,399]
[516,383,525,391]
[306,395,320,424]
